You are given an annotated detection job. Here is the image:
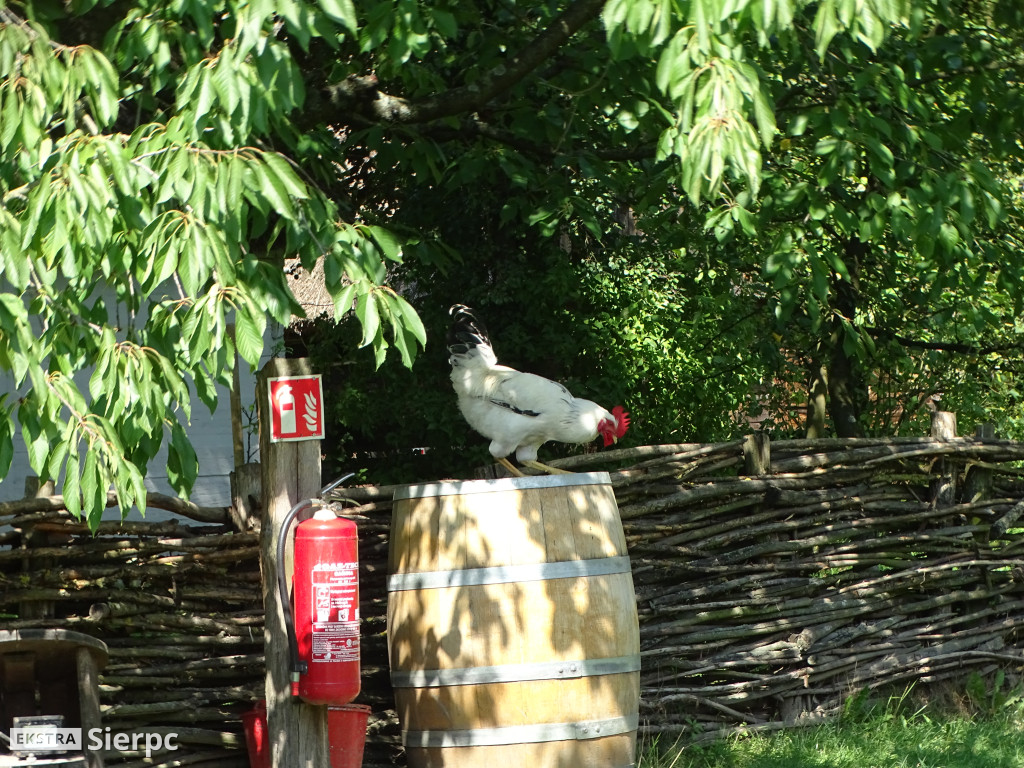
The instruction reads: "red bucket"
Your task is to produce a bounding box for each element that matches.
[328,703,372,768]
[242,700,270,768]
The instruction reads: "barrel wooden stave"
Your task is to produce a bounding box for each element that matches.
[388,484,627,575]
[388,474,639,768]
[395,672,640,736]
[389,574,639,673]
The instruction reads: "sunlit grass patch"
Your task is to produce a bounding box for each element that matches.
[639,686,1024,768]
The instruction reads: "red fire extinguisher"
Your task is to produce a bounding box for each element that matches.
[278,474,361,706]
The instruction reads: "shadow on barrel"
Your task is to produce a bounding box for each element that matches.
[388,473,640,767]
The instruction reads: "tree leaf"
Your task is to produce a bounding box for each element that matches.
[248,154,296,218]
[355,290,380,348]
[167,420,198,496]
[63,448,82,520]
[367,225,402,262]
[0,403,13,481]
[813,0,840,59]
[751,85,776,148]
[394,294,427,347]
[80,446,100,522]
[261,151,309,200]
[318,0,358,33]
[234,298,266,367]
[332,283,357,320]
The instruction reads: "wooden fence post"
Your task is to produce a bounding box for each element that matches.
[230,462,262,532]
[20,477,56,620]
[742,433,771,476]
[930,411,957,508]
[964,423,996,505]
[257,357,330,768]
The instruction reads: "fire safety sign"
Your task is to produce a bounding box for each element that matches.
[268,375,325,442]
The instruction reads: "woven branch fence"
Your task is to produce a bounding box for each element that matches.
[3,427,1024,765]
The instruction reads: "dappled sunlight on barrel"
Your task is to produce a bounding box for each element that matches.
[388,474,640,767]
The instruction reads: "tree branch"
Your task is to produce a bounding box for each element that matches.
[317,0,607,126]
[866,326,1024,357]
[0,491,229,525]
[415,116,658,161]
[908,56,1024,90]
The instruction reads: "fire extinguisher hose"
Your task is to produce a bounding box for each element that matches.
[277,497,315,683]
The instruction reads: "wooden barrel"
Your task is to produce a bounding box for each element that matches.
[387,472,640,768]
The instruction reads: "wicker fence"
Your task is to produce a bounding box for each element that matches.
[2,426,1024,765]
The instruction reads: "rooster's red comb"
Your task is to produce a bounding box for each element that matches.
[612,406,630,437]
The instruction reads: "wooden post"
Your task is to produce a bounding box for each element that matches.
[927,411,958,621]
[257,358,330,768]
[964,423,995,505]
[930,410,957,440]
[20,477,57,620]
[929,411,957,508]
[742,433,771,476]
[77,646,104,768]
[230,461,263,532]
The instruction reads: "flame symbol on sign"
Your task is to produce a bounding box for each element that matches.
[303,392,319,433]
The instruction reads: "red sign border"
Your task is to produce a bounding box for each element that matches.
[267,374,325,443]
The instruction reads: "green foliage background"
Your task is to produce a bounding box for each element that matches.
[1,0,1023,511]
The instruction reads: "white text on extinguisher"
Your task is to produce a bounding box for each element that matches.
[310,562,360,663]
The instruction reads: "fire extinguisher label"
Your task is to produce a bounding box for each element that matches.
[310,562,360,663]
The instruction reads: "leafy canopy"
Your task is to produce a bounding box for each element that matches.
[301,0,1024,479]
[0,0,426,526]
[7,0,1020,521]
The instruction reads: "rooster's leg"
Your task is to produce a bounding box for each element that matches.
[496,457,526,477]
[521,460,572,475]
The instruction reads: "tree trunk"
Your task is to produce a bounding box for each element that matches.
[826,237,868,438]
[827,341,863,437]
[805,364,828,438]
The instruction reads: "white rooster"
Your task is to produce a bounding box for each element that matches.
[447,304,630,476]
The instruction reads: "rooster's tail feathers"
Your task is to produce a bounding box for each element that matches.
[447,304,497,367]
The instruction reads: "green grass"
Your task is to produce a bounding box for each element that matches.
[639,693,1024,768]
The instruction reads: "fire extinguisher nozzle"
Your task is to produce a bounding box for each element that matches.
[321,472,356,496]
